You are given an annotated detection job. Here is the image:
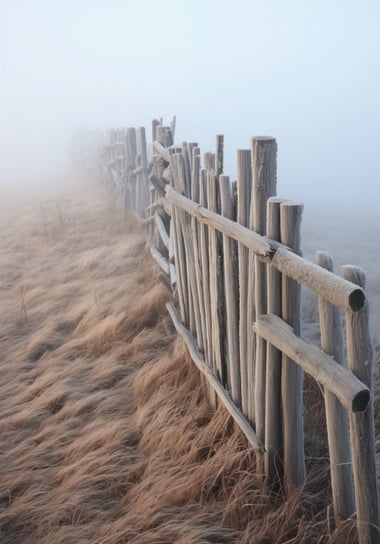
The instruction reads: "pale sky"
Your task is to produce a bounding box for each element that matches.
[1,0,379,208]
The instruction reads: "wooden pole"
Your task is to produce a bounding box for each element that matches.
[152,119,160,142]
[220,175,240,405]
[199,169,216,407]
[171,115,176,140]
[136,127,149,217]
[317,252,355,522]
[189,151,206,351]
[168,154,189,324]
[265,197,286,480]
[280,201,306,493]
[150,247,170,275]
[207,172,225,383]
[199,169,212,369]
[216,135,224,177]
[154,212,169,249]
[342,265,380,544]
[254,315,369,413]
[236,150,252,418]
[203,152,215,171]
[174,153,197,338]
[252,137,277,445]
[181,142,191,197]
[165,185,272,256]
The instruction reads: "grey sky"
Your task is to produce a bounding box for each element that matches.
[1,0,379,208]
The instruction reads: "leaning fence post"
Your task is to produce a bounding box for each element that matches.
[280,201,306,493]
[342,265,379,544]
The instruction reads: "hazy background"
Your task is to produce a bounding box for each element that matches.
[1,0,379,209]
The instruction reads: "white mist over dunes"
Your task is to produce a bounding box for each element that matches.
[1,0,379,209]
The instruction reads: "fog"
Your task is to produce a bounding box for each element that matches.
[1,0,380,209]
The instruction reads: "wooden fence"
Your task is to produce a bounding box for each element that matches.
[93,118,379,543]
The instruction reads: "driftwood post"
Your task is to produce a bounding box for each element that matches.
[317,252,355,522]
[342,265,379,544]
[280,201,306,493]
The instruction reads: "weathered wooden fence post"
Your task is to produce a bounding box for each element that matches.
[280,201,306,493]
[317,252,355,522]
[252,137,277,453]
[207,172,226,384]
[220,174,240,405]
[265,197,287,481]
[342,265,379,544]
[237,149,252,418]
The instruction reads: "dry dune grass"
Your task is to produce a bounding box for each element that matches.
[0,184,368,543]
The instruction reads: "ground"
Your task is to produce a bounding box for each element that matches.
[0,183,373,542]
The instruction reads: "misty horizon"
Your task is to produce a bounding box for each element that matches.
[1,0,379,211]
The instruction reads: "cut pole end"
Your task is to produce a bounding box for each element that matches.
[348,288,366,312]
[352,388,370,412]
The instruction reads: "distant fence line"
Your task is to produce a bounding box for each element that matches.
[84,118,379,544]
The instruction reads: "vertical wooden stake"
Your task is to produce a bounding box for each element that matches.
[220,175,240,405]
[317,252,355,522]
[265,197,287,481]
[199,169,212,368]
[237,149,252,418]
[216,135,224,177]
[342,265,379,544]
[207,172,225,384]
[280,201,306,493]
[252,137,277,438]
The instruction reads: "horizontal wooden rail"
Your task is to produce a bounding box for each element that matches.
[165,185,273,257]
[166,186,365,312]
[150,247,170,275]
[267,248,365,312]
[166,302,264,451]
[154,212,169,249]
[253,314,370,412]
